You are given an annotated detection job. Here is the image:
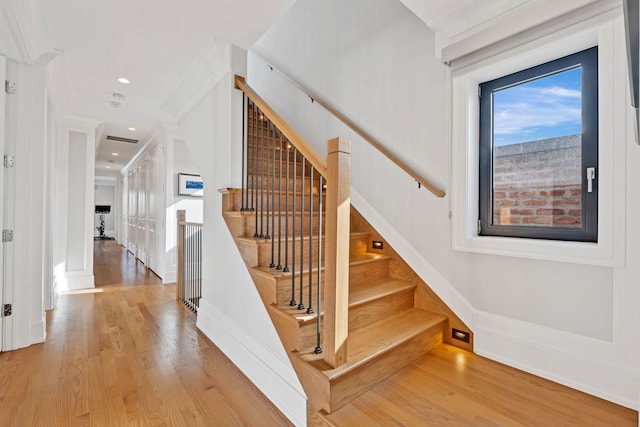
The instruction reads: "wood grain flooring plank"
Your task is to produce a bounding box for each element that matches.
[1,240,636,427]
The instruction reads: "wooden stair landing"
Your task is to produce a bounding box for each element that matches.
[295,309,446,413]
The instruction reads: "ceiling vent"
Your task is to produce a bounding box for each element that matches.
[109,92,126,109]
[106,135,139,144]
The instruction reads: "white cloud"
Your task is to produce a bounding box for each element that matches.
[493,85,581,138]
[539,86,581,98]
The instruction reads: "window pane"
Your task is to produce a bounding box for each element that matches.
[492,67,583,228]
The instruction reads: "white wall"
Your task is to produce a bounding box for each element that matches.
[160,137,203,283]
[172,140,203,223]
[177,44,306,426]
[53,118,99,292]
[249,0,640,410]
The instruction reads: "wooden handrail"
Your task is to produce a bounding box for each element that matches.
[250,62,446,198]
[178,221,203,227]
[235,75,328,177]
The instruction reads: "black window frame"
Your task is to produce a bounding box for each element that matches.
[478,46,598,242]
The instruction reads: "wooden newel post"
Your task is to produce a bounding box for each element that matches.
[176,210,186,301]
[324,137,351,368]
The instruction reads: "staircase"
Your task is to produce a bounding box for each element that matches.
[222,76,472,422]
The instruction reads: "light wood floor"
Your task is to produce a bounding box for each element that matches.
[0,241,636,426]
[325,345,638,426]
[0,241,293,426]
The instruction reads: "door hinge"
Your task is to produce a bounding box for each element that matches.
[477,219,482,234]
[2,304,11,317]
[2,229,13,242]
[4,154,15,168]
[5,80,16,95]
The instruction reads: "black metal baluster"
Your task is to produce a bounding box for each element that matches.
[251,104,260,241]
[266,120,272,242]
[259,111,266,238]
[307,166,315,314]
[276,131,283,271]
[241,94,247,211]
[188,226,192,308]
[298,157,306,311]
[198,227,202,308]
[250,101,256,213]
[191,226,194,310]
[253,105,259,240]
[315,174,323,354]
[188,225,191,308]
[195,227,198,309]
[181,224,185,303]
[184,225,191,306]
[290,148,298,306]
[269,123,277,267]
[185,225,188,306]
[284,142,291,274]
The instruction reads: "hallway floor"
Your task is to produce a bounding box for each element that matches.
[0,241,636,426]
[0,240,292,426]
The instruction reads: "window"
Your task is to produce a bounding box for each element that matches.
[478,47,598,242]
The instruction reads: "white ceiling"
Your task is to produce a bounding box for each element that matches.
[1,0,298,178]
[2,0,595,178]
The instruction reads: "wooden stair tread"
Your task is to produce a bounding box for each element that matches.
[251,248,389,280]
[235,231,371,252]
[271,278,417,325]
[349,252,390,265]
[298,308,446,380]
[349,279,416,306]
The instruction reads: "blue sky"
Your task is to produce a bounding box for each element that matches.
[493,67,582,146]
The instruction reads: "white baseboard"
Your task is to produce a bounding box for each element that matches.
[162,270,176,284]
[56,273,95,291]
[196,299,307,427]
[475,311,640,410]
[30,320,46,345]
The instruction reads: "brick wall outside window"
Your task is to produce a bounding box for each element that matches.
[493,134,582,228]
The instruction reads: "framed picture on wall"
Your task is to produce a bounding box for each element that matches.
[178,173,204,197]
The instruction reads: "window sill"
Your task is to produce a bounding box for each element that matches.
[452,233,613,267]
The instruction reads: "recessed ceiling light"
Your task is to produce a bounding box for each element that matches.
[106,166,111,169]
[112,152,119,156]
[117,77,130,84]
[128,127,136,131]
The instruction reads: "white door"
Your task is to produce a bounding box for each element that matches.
[0,57,16,351]
[137,161,147,265]
[0,55,6,350]
[128,170,137,255]
[147,144,164,276]
[147,154,156,273]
